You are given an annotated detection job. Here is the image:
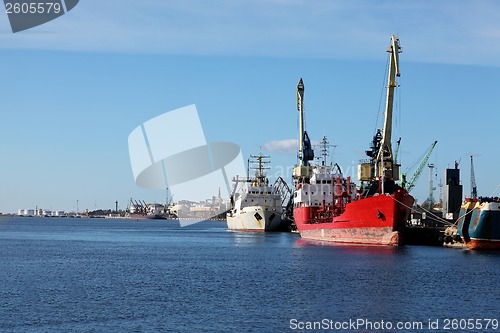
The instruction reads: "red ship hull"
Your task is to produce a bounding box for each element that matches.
[294,190,414,246]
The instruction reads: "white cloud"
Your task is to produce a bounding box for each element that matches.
[1,0,500,66]
[263,139,323,155]
[263,139,298,154]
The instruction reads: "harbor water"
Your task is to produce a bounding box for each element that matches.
[0,216,498,332]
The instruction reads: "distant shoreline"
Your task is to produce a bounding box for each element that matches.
[0,214,227,222]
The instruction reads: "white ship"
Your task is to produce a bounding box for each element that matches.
[227,154,289,231]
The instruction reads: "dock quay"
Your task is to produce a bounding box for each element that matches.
[404,225,446,246]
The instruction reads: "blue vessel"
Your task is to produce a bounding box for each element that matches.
[458,198,500,250]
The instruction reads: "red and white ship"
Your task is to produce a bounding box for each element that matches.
[292,36,414,246]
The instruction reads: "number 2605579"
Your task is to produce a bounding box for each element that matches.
[442,318,498,330]
[5,2,62,14]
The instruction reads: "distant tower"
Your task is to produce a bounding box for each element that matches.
[470,155,477,199]
[427,163,436,209]
[443,162,463,220]
[437,177,443,207]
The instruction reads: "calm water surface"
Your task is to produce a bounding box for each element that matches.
[0,216,498,332]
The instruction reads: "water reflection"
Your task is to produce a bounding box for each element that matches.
[294,237,404,255]
[227,230,297,247]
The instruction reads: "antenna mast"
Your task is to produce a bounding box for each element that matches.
[319,136,336,165]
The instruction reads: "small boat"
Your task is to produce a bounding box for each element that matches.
[457,197,500,250]
[227,154,289,231]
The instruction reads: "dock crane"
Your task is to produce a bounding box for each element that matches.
[403,140,438,192]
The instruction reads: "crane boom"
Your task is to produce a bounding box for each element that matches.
[296,78,314,167]
[375,35,402,181]
[297,78,305,165]
[405,141,438,192]
[293,78,315,181]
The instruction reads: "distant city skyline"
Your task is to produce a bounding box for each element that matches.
[1,1,500,213]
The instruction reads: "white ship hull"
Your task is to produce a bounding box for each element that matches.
[227,206,282,231]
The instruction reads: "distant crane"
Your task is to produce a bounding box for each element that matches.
[403,140,438,192]
[470,155,477,199]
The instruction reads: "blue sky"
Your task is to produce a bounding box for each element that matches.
[1,0,500,213]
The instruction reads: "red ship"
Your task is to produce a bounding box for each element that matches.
[292,36,414,246]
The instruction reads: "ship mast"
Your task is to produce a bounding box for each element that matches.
[250,153,270,186]
[376,35,402,182]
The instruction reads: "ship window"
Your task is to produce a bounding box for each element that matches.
[305,192,308,195]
